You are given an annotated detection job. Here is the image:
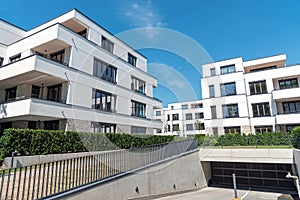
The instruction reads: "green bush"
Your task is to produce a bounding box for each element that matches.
[0,129,174,164]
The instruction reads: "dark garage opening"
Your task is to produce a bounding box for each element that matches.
[210,162,297,192]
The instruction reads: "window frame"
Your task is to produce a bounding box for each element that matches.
[211,106,217,119]
[47,84,62,102]
[131,100,146,118]
[224,126,241,134]
[93,58,117,84]
[9,53,21,63]
[128,53,137,66]
[93,89,116,112]
[220,82,236,96]
[172,113,179,121]
[101,36,114,53]
[279,78,298,90]
[209,85,215,98]
[220,64,236,75]
[222,104,239,118]
[186,124,193,131]
[5,86,17,101]
[131,76,146,95]
[210,68,216,76]
[185,113,193,120]
[252,102,271,117]
[282,101,300,114]
[249,80,267,95]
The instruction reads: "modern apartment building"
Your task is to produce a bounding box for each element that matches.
[202,54,300,135]
[154,100,205,136]
[0,9,162,134]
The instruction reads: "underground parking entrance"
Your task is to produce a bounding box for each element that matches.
[209,162,297,194]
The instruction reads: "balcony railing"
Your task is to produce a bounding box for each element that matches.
[1,96,66,104]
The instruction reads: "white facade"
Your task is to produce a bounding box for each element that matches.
[154,100,205,137]
[202,53,300,135]
[0,9,162,134]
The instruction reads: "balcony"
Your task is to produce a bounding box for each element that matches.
[272,87,300,100]
[276,113,300,124]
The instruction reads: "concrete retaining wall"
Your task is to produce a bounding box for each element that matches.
[62,151,207,200]
[3,150,119,169]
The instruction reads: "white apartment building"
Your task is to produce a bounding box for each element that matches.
[154,100,205,137]
[0,9,162,134]
[201,54,300,135]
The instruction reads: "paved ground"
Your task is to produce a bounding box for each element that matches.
[153,187,295,200]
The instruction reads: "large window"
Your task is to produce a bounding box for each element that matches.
[283,101,300,114]
[186,124,193,131]
[220,82,236,96]
[101,36,114,53]
[211,106,217,119]
[172,113,179,120]
[172,124,179,131]
[93,89,116,112]
[181,104,188,109]
[252,102,271,117]
[222,104,239,118]
[5,87,17,101]
[91,122,116,133]
[47,84,62,102]
[224,126,240,134]
[9,53,21,63]
[210,68,216,76]
[255,126,273,134]
[220,64,235,75]
[209,85,215,98]
[50,50,65,64]
[249,80,267,95]
[131,100,146,118]
[44,120,59,130]
[128,53,137,66]
[93,58,117,84]
[195,112,204,119]
[131,76,145,94]
[31,85,40,98]
[195,122,205,130]
[279,78,298,89]
[186,113,193,120]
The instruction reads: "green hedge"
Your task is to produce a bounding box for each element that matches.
[195,130,296,148]
[0,129,174,164]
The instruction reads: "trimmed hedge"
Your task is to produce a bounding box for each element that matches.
[0,129,174,164]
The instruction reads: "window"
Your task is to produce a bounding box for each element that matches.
[167,114,170,121]
[157,129,162,133]
[128,53,137,66]
[224,126,240,134]
[186,113,193,120]
[286,124,300,132]
[172,114,179,120]
[252,102,271,117]
[279,78,298,89]
[222,104,239,118]
[5,87,17,101]
[172,124,179,131]
[31,85,40,98]
[195,112,204,119]
[93,89,116,112]
[155,111,161,116]
[91,122,116,133]
[209,85,215,98]
[44,120,59,130]
[131,76,145,94]
[195,122,205,130]
[9,54,21,63]
[210,68,216,76]
[192,103,203,108]
[167,125,171,132]
[101,36,114,53]
[255,126,273,134]
[181,104,188,109]
[93,58,117,84]
[186,124,193,131]
[131,126,147,134]
[211,106,217,119]
[0,57,3,66]
[220,82,236,96]
[249,80,267,95]
[171,106,174,110]
[283,101,300,114]
[131,100,146,118]
[50,50,65,64]
[28,121,37,129]
[47,84,62,102]
[220,64,235,75]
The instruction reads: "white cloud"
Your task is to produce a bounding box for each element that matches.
[119,0,166,37]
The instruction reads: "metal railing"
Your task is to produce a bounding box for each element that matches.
[0,139,197,200]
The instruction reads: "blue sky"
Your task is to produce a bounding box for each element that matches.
[1,0,300,107]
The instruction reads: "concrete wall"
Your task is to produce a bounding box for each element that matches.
[62,151,207,200]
